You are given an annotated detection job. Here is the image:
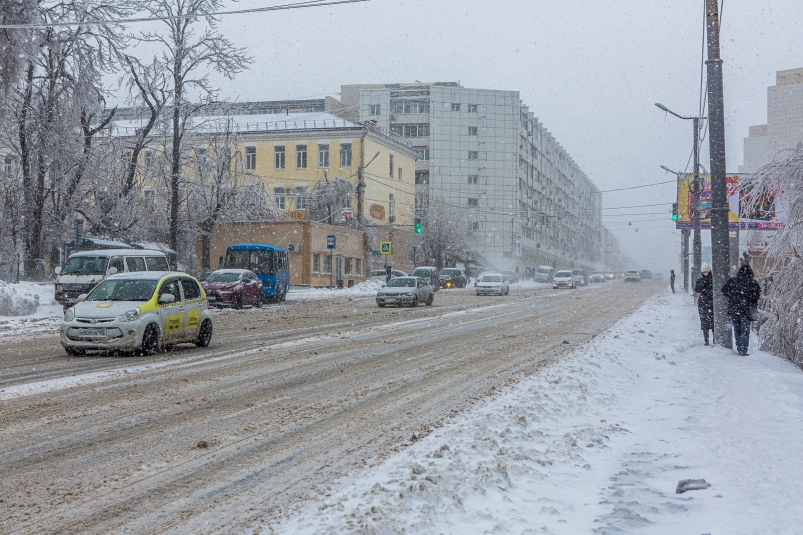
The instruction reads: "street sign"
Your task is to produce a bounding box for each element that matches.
[327,235,336,249]
[380,242,392,254]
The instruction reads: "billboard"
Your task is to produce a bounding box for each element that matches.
[676,173,785,230]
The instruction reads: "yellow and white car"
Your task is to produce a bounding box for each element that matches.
[60,271,213,355]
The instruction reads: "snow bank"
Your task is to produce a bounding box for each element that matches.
[269,292,803,534]
[287,279,385,301]
[0,280,41,316]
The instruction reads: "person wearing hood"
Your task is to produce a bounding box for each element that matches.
[694,263,714,345]
[670,270,676,293]
[721,264,762,356]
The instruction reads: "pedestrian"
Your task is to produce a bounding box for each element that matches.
[694,263,714,346]
[721,264,761,356]
[670,270,676,293]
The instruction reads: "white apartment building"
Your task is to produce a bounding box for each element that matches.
[338,82,603,271]
[740,67,803,172]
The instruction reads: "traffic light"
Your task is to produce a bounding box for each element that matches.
[415,218,423,233]
[672,202,678,221]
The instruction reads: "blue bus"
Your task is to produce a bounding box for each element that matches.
[225,243,290,302]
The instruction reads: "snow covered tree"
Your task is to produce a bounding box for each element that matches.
[417,197,472,269]
[306,177,355,226]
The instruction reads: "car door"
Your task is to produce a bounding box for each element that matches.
[158,277,184,343]
[180,277,203,342]
[244,273,259,304]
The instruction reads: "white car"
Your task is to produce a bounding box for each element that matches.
[476,273,510,296]
[552,270,576,289]
[590,272,605,283]
[624,270,642,283]
[376,276,434,307]
[60,271,213,355]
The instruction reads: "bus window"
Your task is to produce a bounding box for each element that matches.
[225,250,250,270]
[253,251,274,274]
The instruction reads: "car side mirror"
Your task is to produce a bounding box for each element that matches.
[76,293,87,302]
[159,294,175,304]
[107,267,118,276]
[54,266,62,275]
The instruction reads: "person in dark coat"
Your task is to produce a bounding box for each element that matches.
[721,264,762,356]
[670,270,676,293]
[694,262,714,345]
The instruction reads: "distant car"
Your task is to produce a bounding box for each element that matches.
[439,268,467,289]
[604,271,615,281]
[571,268,587,286]
[640,270,653,280]
[369,269,408,281]
[625,270,642,283]
[590,272,605,283]
[500,270,519,284]
[653,272,665,281]
[202,269,263,309]
[376,276,434,307]
[476,273,510,295]
[411,266,440,291]
[553,270,576,289]
[534,266,554,283]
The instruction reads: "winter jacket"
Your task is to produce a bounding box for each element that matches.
[695,273,714,329]
[721,265,761,319]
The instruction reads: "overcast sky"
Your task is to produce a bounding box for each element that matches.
[121,0,803,271]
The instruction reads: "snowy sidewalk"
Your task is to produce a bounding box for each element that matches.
[267,291,803,535]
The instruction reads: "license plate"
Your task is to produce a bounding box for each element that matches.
[78,328,105,337]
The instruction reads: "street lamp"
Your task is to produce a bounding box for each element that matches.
[656,103,706,292]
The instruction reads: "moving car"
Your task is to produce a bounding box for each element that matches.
[60,271,213,356]
[439,268,468,289]
[411,266,440,291]
[553,270,576,289]
[534,266,554,283]
[369,269,408,281]
[501,270,519,284]
[202,269,263,309]
[590,272,605,283]
[605,271,616,281]
[624,270,642,282]
[476,273,510,295]
[376,276,434,307]
[640,269,653,280]
[571,268,588,286]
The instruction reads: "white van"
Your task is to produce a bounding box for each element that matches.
[534,266,554,283]
[54,249,169,309]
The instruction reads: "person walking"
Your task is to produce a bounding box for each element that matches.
[694,263,714,345]
[670,270,676,293]
[721,264,762,356]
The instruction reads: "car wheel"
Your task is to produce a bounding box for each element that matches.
[378,303,386,308]
[140,324,160,356]
[195,319,213,348]
[280,284,287,302]
[411,296,419,307]
[426,294,434,306]
[234,292,243,310]
[65,347,86,356]
[254,296,263,308]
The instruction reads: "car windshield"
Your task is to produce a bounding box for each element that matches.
[206,272,241,283]
[481,275,502,282]
[411,269,431,277]
[537,268,551,274]
[61,256,108,275]
[572,270,583,275]
[386,278,415,287]
[85,279,159,302]
[592,273,603,277]
[440,269,459,276]
[556,271,572,277]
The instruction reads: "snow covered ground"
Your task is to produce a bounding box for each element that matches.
[0,281,62,340]
[268,291,803,535]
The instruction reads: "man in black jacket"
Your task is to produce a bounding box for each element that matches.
[670,270,676,293]
[721,264,762,356]
[694,263,714,345]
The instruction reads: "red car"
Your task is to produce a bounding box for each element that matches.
[202,269,263,309]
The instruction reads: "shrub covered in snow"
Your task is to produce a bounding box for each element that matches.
[0,281,40,316]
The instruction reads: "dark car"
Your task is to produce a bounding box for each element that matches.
[411,266,440,292]
[202,269,263,309]
[439,268,468,289]
[640,270,653,280]
[501,270,520,284]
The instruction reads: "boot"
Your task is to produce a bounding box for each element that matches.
[703,331,710,346]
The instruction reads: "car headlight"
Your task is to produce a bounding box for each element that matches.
[56,284,63,291]
[63,308,75,322]
[118,308,140,322]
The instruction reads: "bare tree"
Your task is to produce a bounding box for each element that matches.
[417,197,472,269]
[0,0,37,94]
[306,177,355,226]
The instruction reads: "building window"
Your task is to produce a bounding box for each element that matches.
[389,153,394,177]
[340,143,352,167]
[416,147,430,161]
[3,156,13,178]
[274,146,285,169]
[344,257,352,275]
[451,103,461,111]
[390,100,430,114]
[389,193,395,222]
[415,171,429,184]
[143,187,154,204]
[467,104,478,113]
[245,146,256,170]
[355,258,362,276]
[468,151,478,160]
[389,123,430,138]
[318,144,329,168]
[398,168,402,182]
[296,144,307,169]
[468,174,479,184]
[323,254,332,274]
[274,187,285,209]
[369,104,381,115]
[468,198,479,207]
[144,150,155,169]
[312,253,320,273]
[295,186,308,210]
[468,126,478,136]
[471,221,480,231]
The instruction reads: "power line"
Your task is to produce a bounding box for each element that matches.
[598,179,676,193]
[0,0,369,29]
[602,202,672,210]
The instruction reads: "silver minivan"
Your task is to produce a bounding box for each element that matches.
[54,249,169,309]
[534,266,554,283]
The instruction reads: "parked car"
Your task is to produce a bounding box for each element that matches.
[624,270,642,282]
[534,266,554,283]
[369,269,408,281]
[376,276,434,307]
[553,270,576,289]
[411,266,440,291]
[590,272,605,283]
[476,273,510,295]
[202,269,263,309]
[60,271,213,355]
[439,268,468,289]
[571,268,588,286]
[500,270,520,284]
[640,269,653,280]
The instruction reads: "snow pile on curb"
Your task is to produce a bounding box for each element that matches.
[268,292,803,534]
[0,280,40,316]
[288,279,385,301]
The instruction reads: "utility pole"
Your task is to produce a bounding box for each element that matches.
[691,118,702,291]
[706,0,732,348]
[682,229,690,291]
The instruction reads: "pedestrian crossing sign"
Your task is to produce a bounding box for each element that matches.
[380,242,392,254]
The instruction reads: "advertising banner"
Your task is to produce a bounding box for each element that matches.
[676,173,785,230]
